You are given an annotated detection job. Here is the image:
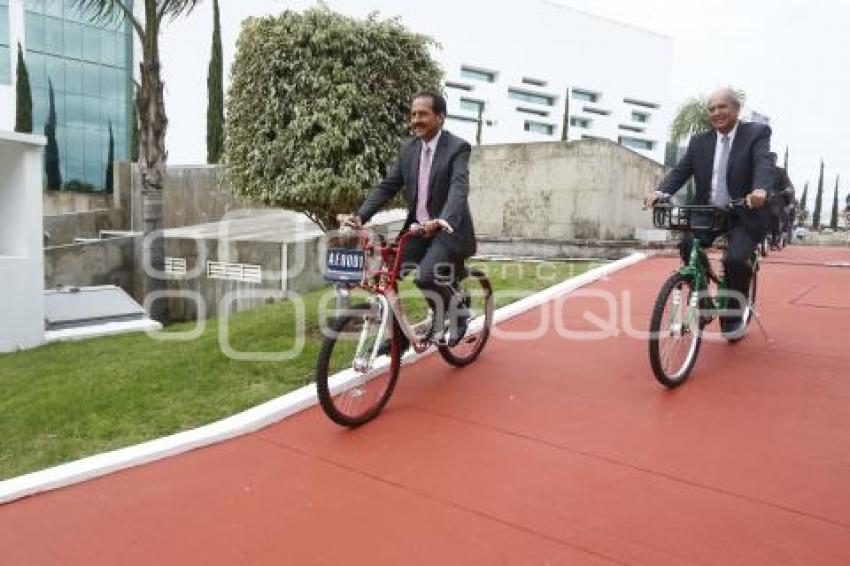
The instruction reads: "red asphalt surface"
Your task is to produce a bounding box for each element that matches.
[2,246,849,565]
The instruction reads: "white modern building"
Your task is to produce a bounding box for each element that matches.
[0,131,45,352]
[159,0,673,164]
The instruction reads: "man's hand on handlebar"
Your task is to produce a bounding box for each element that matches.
[644,191,667,209]
[338,213,362,229]
[746,189,767,209]
[421,219,443,238]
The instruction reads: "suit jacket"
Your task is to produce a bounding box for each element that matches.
[357,129,476,258]
[658,121,773,238]
[771,166,794,209]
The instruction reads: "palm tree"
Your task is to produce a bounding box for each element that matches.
[70,0,202,322]
[669,89,746,146]
[669,96,711,146]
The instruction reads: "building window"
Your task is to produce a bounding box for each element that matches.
[572,88,599,103]
[570,116,591,128]
[522,76,547,87]
[509,88,555,106]
[445,80,473,92]
[524,120,554,135]
[619,136,655,151]
[0,0,10,85]
[632,111,650,123]
[583,107,610,116]
[459,98,484,114]
[618,124,644,133]
[460,65,496,83]
[447,114,479,124]
[517,107,548,117]
[624,97,660,109]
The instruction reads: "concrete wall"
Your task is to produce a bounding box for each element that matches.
[469,138,665,242]
[43,209,126,246]
[43,191,113,215]
[44,236,137,295]
[130,164,248,231]
[0,131,46,352]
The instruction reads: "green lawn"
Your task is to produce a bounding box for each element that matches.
[0,260,599,480]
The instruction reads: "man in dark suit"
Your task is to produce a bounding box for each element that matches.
[648,88,773,338]
[766,154,795,249]
[344,91,475,347]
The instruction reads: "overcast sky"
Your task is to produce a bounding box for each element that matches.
[161,0,848,218]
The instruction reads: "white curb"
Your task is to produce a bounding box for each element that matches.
[0,252,647,505]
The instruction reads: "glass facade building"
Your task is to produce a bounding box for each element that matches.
[23,0,133,190]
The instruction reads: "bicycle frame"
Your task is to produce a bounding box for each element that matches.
[676,235,760,329]
[332,228,433,374]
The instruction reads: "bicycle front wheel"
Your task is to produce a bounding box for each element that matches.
[648,273,703,388]
[438,268,494,367]
[316,306,402,427]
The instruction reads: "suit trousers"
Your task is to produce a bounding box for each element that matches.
[679,220,756,325]
[400,235,464,326]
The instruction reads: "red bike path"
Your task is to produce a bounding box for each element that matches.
[2,246,849,565]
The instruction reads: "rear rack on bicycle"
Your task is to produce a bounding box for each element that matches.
[652,204,730,232]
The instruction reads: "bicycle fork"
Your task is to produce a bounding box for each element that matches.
[350,294,391,374]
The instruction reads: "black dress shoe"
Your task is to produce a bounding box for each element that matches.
[721,319,746,341]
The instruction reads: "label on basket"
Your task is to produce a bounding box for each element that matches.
[325,248,365,283]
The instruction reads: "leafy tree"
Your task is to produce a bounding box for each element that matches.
[14,44,33,134]
[783,146,788,172]
[225,8,442,230]
[44,79,62,190]
[70,0,202,322]
[812,160,824,230]
[669,89,746,145]
[830,175,839,230]
[206,0,224,163]
[105,120,115,193]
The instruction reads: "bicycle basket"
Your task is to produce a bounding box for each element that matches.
[652,204,729,232]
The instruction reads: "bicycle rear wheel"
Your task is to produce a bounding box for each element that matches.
[648,273,703,388]
[316,305,402,427]
[438,268,494,367]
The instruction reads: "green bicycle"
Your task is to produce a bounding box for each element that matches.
[648,197,761,388]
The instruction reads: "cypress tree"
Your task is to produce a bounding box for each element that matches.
[561,89,570,142]
[14,43,33,133]
[830,175,839,230]
[812,160,824,230]
[475,104,483,146]
[105,120,115,193]
[44,78,62,190]
[206,0,224,163]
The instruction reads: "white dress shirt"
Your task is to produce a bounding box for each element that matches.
[710,121,738,205]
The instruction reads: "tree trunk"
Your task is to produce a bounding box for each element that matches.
[138,9,169,322]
